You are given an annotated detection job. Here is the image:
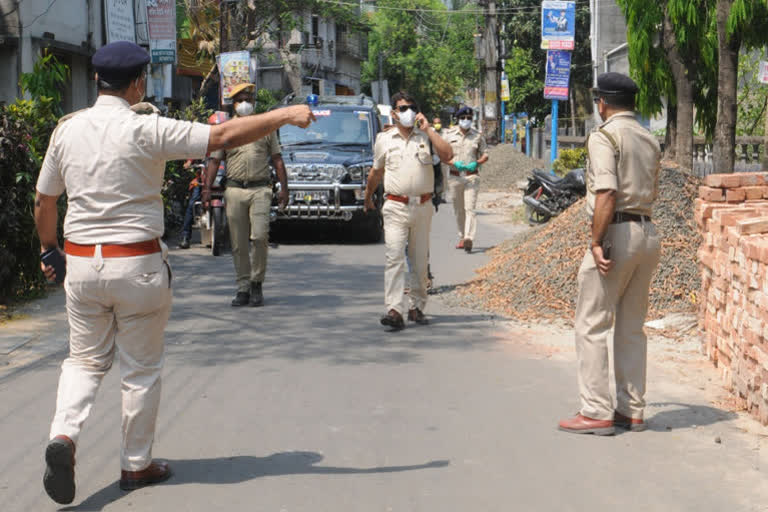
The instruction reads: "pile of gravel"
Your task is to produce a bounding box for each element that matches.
[481,144,548,192]
[443,166,701,322]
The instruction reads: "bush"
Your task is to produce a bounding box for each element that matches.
[552,147,586,176]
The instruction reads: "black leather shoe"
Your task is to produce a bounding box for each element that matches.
[43,435,76,504]
[249,282,264,307]
[407,308,429,325]
[179,236,190,249]
[380,309,405,331]
[231,292,250,307]
[463,239,473,253]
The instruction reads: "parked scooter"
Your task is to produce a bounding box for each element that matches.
[522,167,586,224]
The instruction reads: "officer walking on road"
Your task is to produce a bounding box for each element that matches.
[204,83,289,307]
[34,41,314,504]
[558,72,661,436]
[443,106,488,253]
[364,91,453,330]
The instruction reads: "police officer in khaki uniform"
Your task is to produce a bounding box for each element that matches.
[204,83,289,307]
[35,41,314,504]
[442,106,488,253]
[364,91,453,330]
[558,72,661,436]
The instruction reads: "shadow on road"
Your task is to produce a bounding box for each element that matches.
[642,402,739,432]
[63,452,449,511]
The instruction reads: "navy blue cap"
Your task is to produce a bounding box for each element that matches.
[92,41,150,83]
[594,72,638,96]
[455,106,472,117]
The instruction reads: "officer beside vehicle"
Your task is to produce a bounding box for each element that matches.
[558,72,662,436]
[442,106,488,253]
[34,41,314,504]
[203,83,289,307]
[364,91,453,330]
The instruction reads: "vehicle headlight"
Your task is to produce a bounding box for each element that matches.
[347,162,372,182]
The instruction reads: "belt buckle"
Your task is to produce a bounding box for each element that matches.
[408,196,419,205]
[460,171,467,178]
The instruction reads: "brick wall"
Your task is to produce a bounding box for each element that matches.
[696,172,768,425]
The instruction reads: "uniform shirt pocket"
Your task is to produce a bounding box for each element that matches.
[386,147,402,168]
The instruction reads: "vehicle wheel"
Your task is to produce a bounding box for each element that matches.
[526,203,551,225]
[361,210,383,243]
[212,207,225,256]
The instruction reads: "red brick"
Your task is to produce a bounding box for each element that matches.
[738,173,766,186]
[744,187,767,200]
[716,209,759,226]
[726,188,747,203]
[721,174,744,188]
[700,186,725,202]
[738,217,768,235]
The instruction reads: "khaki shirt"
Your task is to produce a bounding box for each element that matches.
[441,126,487,171]
[586,111,661,217]
[211,130,280,183]
[373,127,434,196]
[36,95,211,244]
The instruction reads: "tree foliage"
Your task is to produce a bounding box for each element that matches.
[361,0,479,116]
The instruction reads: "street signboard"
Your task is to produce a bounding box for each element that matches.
[150,40,176,64]
[759,61,768,84]
[544,50,571,101]
[146,0,176,40]
[105,0,136,43]
[500,76,510,102]
[218,51,251,105]
[541,1,576,50]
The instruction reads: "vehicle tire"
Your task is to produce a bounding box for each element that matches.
[525,203,551,225]
[212,207,225,256]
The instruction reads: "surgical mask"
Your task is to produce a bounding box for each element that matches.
[235,101,254,117]
[398,109,415,128]
[459,119,472,130]
[434,123,442,131]
[135,79,146,103]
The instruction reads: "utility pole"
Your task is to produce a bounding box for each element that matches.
[378,51,383,104]
[482,0,499,140]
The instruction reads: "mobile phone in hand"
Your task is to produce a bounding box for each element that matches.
[41,248,66,284]
[601,240,612,260]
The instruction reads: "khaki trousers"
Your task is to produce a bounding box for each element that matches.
[575,220,661,421]
[225,186,272,292]
[50,244,172,471]
[448,173,480,241]
[383,198,433,315]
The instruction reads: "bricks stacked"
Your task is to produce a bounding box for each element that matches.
[696,172,768,424]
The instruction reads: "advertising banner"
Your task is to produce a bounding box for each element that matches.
[759,61,768,84]
[146,0,176,40]
[217,51,251,104]
[544,50,571,101]
[105,0,136,43]
[541,1,575,50]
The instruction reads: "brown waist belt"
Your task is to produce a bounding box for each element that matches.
[385,193,433,205]
[611,212,651,224]
[450,169,478,177]
[64,239,161,258]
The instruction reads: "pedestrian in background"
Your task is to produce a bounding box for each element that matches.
[364,91,453,330]
[35,41,314,504]
[442,106,488,253]
[204,83,289,307]
[558,72,661,436]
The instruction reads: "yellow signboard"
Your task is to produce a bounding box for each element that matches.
[500,78,510,102]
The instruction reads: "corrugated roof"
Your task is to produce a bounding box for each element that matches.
[177,38,215,77]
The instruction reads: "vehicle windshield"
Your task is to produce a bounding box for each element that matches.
[280,109,373,146]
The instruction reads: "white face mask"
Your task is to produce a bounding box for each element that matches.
[398,109,416,128]
[135,79,146,103]
[235,101,254,117]
[459,119,472,130]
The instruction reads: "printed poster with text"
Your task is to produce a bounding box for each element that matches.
[541,1,575,50]
[217,51,251,105]
[544,50,571,101]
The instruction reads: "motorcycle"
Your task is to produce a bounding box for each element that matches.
[522,167,586,224]
[193,162,228,256]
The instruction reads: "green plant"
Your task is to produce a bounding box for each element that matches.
[552,148,587,175]
[19,54,70,113]
[254,89,278,114]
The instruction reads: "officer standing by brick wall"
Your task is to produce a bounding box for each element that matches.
[364,91,453,330]
[558,72,662,436]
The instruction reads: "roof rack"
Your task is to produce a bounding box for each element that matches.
[289,94,376,107]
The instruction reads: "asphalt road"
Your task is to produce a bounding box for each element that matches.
[1,202,768,511]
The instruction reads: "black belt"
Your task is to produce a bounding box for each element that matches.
[227,178,271,189]
[612,212,651,224]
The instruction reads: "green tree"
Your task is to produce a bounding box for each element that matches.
[361,0,478,115]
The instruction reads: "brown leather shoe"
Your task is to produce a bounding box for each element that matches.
[614,411,647,432]
[407,308,429,325]
[455,239,465,249]
[380,309,405,331]
[463,239,473,253]
[558,413,615,436]
[43,435,76,504]
[120,460,173,491]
